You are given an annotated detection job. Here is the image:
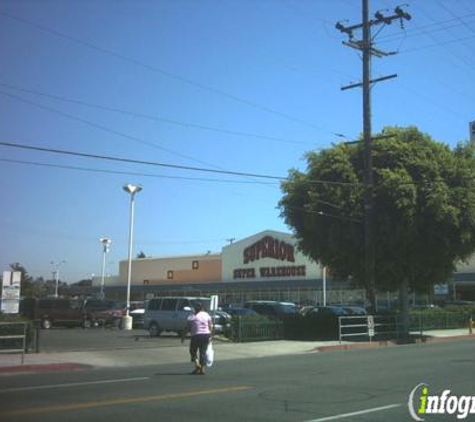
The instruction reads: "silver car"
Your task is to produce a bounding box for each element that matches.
[144,296,211,337]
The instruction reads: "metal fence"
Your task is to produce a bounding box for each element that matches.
[338,312,471,343]
[230,317,284,342]
[0,322,28,364]
[338,315,400,343]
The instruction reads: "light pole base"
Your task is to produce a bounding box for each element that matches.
[121,315,133,330]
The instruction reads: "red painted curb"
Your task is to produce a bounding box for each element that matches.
[0,363,91,374]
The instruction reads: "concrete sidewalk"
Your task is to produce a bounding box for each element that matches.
[0,339,344,371]
[0,328,473,373]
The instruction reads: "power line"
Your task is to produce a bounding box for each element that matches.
[0,158,278,185]
[0,89,225,170]
[0,141,360,186]
[0,10,347,139]
[377,13,475,44]
[0,83,314,146]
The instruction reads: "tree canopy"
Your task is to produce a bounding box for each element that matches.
[280,126,475,293]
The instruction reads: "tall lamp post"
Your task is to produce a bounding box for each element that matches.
[99,237,112,300]
[51,260,66,298]
[122,184,143,330]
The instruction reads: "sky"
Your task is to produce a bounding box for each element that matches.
[0,0,474,283]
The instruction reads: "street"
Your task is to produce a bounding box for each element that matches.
[1,338,474,421]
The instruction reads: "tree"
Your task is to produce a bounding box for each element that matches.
[136,251,147,259]
[70,279,92,287]
[280,127,475,331]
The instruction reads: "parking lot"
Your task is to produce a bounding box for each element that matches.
[36,327,185,353]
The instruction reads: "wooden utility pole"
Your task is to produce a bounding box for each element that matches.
[336,0,411,311]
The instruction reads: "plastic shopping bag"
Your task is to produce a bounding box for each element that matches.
[206,342,214,367]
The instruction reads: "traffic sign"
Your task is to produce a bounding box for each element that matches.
[368,315,375,337]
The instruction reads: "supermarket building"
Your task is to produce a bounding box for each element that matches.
[88,229,475,305]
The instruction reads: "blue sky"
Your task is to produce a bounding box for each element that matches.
[0,0,474,283]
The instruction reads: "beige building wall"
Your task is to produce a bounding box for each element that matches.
[118,254,222,286]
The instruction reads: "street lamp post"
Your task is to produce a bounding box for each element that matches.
[122,184,143,330]
[99,237,112,300]
[51,261,65,298]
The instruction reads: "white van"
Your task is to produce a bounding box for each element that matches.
[144,296,211,337]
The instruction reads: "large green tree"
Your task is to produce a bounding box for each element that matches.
[280,126,475,304]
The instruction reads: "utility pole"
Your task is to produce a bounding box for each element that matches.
[336,1,411,311]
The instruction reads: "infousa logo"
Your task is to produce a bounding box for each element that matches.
[408,383,475,420]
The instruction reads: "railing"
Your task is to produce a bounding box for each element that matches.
[0,322,28,364]
[338,315,402,343]
[230,317,284,342]
[339,312,471,343]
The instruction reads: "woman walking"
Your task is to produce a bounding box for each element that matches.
[182,302,213,375]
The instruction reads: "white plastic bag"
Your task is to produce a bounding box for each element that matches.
[206,342,214,367]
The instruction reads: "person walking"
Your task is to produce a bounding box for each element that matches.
[182,302,213,375]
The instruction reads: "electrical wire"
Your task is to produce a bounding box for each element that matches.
[0,140,361,186]
[0,10,347,139]
[0,158,279,185]
[0,83,314,146]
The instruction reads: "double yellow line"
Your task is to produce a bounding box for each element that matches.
[2,385,253,416]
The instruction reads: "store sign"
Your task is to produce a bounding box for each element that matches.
[243,236,295,264]
[434,284,449,295]
[1,271,21,314]
[234,236,305,280]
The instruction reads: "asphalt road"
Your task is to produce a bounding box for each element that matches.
[2,338,475,421]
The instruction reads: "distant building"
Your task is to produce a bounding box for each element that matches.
[87,229,475,302]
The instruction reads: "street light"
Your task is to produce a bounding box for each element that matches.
[99,237,112,300]
[122,183,143,330]
[50,260,66,298]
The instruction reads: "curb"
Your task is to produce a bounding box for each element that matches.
[0,363,92,375]
[415,333,475,344]
[314,334,475,353]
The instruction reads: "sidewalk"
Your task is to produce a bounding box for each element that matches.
[0,339,344,371]
[0,328,473,374]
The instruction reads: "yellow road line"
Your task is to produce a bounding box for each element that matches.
[3,385,253,416]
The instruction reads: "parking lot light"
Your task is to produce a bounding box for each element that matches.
[99,238,111,300]
[122,184,143,330]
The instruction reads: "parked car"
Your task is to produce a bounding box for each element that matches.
[221,307,259,317]
[33,299,91,329]
[303,306,350,340]
[342,306,368,316]
[211,309,232,336]
[305,306,349,318]
[83,299,124,327]
[244,300,297,319]
[144,296,211,337]
[130,307,145,328]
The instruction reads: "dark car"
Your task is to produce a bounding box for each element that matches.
[244,301,297,319]
[303,306,350,340]
[342,306,368,316]
[33,299,91,329]
[305,306,349,318]
[211,310,232,336]
[221,307,259,317]
[83,299,124,327]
